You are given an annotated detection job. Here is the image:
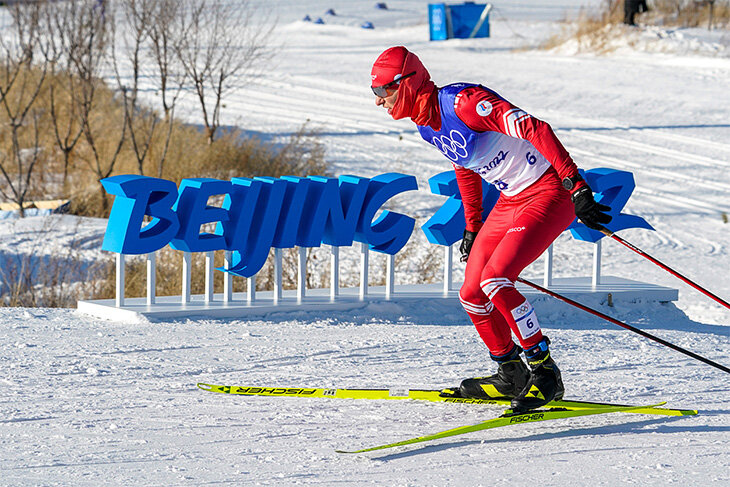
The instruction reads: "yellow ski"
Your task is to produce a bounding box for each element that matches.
[196,383,697,416]
[336,402,668,454]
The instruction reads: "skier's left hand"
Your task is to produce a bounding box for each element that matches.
[459,230,478,262]
[572,187,612,230]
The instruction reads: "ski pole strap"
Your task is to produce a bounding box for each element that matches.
[596,226,730,311]
[517,277,730,375]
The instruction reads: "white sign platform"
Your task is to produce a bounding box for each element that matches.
[77,275,678,323]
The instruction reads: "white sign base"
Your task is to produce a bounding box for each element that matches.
[77,276,678,324]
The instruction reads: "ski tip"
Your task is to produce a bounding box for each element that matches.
[197,383,214,391]
[336,448,378,454]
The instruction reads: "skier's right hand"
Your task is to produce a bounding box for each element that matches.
[459,230,478,263]
[572,186,612,230]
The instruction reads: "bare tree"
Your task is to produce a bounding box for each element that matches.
[61,0,127,211]
[0,2,48,218]
[42,0,86,187]
[37,0,124,210]
[176,0,275,144]
[110,0,160,176]
[148,0,187,119]
[146,0,188,177]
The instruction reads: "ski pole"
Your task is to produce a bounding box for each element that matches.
[516,277,730,375]
[597,226,730,311]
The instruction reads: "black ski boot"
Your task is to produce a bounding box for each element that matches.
[511,337,564,412]
[458,345,530,399]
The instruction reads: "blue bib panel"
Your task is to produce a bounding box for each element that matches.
[417,83,483,168]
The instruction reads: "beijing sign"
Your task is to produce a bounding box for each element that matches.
[100,168,651,279]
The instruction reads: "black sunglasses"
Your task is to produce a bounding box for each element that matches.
[371,71,416,97]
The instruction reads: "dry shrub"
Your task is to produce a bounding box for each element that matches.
[93,248,251,300]
[89,246,335,301]
[394,230,445,286]
[88,227,448,302]
[576,2,624,49]
[542,1,625,52]
[67,112,328,217]
[648,0,730,28]
[543,0,729,53]
[160,123,327,186]
[0,63,328,218]
[0,65,59,204]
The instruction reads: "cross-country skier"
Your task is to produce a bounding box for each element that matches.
[370,46,612,411]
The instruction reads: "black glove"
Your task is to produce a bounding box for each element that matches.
[572,186,612,230]
[459,229,478,263]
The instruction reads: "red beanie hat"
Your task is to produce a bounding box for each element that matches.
[370,46,440,130]
[370,46,408,87]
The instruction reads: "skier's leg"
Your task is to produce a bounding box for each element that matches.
[458,296,514,356]
[480,187,574,408]
[455,203,533,399]
[458,201,516,356]
[458,278,532,399]
[479,191,574,351]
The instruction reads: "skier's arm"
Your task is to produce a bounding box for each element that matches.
[454,163,483,233]
[455,86,611,229]
[454,87,588,195]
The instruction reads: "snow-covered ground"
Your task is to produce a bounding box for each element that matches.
[1,1,729,485]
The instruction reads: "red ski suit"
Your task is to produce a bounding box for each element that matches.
[450,86,584,356]
[374,47,586,357]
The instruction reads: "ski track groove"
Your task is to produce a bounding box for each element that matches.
[650,225,724,256]
[564,129,730,169]
[548,114,730,153]
[629,127,730,153]
[569,145,730,193]
[568,147,729,214]
[215,81,388,134]
[635,188,725,214]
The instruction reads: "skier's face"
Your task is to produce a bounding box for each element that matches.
[375,89,398,114]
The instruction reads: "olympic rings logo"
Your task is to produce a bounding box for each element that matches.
[516,304,530,315]
[432,130,469,162]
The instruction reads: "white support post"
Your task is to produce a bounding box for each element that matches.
[330,246,339,301]
[359,242,369,300]
[146,252,156,306]
[274,248,283,304]
[443,245,453,295]
[543,244,554,288]
[223,251,233,303]
[247,276,256,303]
[297,247,306,303]
[116,253,125,307]
[386,254,395,299]
[205,251,214,303]
[592,239,602,288]
[182,252,192,304]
